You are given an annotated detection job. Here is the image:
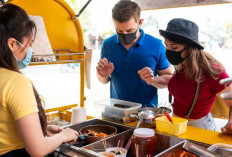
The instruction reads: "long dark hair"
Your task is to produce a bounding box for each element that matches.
[0,4,47,135]
[164,37,224,83]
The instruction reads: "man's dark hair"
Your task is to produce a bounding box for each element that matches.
[112,0,140,23]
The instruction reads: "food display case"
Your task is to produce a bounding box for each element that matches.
[95,98,142,123]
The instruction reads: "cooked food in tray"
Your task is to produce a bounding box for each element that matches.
[172,149,197,157]
[85,130,107,137]
[106,147,127,156]
[113,103,131,108]
[110,150,124,155]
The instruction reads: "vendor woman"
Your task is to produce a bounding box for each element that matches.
[157,18,232,132]
[0,4,79,156]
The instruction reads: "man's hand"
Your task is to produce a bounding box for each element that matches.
[138,67,172,88]
[96,58,114,78]
[138,67,156,85]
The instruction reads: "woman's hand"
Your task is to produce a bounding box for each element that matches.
[17,113,79,156]
[221,121,232,135]
[221,107,232,135]
[47,125,79,143]
[46,125,63,136]
[60,128,79,143]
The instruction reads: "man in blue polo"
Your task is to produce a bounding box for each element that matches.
[96,0,173,107]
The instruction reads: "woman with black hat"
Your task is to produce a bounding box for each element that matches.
[159,18,232,133]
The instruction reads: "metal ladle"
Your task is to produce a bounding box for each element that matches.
[125,110,155,151]
[135,116,143,129]
[131,110,155,126]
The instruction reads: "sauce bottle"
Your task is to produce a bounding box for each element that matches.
[131,128,157,157]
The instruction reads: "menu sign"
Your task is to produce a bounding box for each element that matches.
[29,15,56,62]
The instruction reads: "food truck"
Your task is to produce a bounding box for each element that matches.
[1,0,232,156]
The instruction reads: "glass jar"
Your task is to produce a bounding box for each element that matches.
[131,128,157,157]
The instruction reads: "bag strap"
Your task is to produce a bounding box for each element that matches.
[185,68,202,120]
[169,92,173,104]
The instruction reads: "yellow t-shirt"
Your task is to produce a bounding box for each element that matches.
[0,68,38,155]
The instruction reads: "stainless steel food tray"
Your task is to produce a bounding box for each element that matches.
[54,118,232,157]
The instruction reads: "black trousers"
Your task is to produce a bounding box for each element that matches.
[1,148,55,157]
[1,149,30,157]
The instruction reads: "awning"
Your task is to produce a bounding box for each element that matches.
[133,0,232,10]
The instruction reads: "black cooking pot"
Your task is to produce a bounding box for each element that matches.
[138,107,172,114]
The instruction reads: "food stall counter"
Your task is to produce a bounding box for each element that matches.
[126,120,232,145]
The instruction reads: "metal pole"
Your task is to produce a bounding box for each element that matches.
[76,0,92,18]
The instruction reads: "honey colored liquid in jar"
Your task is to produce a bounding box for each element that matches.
[131,128,157,157]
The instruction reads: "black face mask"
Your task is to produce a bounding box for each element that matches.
[117,29,138,45]
[166,48,185,65]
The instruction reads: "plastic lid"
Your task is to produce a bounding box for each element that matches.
[133,128,155,138]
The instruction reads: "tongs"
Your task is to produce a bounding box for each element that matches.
[183,140,220,157]
[164,112,173,123]
[70,146,106,157]
[59,143,105,157]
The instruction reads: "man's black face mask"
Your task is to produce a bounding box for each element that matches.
[117,28,138,45]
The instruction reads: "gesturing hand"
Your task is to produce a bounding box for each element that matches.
[96,58,114,78]
[221,121,232,135]
[138,67,156,85]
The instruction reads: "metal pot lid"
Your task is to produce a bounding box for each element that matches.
[138,110,155,119]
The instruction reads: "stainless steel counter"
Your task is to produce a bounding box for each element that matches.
[53,118,226,157]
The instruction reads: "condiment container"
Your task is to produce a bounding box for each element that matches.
[131,128,157,157]
[156,116,188,136]
[106,147,127,157]
[99,152,116,157]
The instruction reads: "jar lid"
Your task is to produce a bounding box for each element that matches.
[133,128,155,138]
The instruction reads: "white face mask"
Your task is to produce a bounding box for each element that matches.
[14,40,33,69]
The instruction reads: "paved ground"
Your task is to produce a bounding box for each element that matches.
[21,48,232,132]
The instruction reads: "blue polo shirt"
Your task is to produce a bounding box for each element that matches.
[100,29,170,107]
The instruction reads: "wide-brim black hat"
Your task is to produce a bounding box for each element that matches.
[159,18,204,49]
